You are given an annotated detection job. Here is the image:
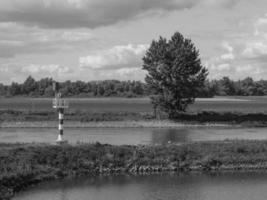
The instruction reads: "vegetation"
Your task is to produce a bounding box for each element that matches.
[204,76,267,96]
[1,96,267,126]
[0,110,154,123]
[143,32,208,118]
[1,76,267,98]
[173,111,267,125]
[2,97,267,113]
[0,77,147,98]
[2,110,267,126]
[2,141,267,199]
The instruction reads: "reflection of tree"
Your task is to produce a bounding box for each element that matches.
[151,128,191,145]
[59,186,67,200]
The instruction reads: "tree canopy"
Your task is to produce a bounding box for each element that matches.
[143,32,208,118]
[1,76,267,98]
[0,77,147,98]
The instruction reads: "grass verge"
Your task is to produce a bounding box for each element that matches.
[2,140,267,199]
[1,110,267,127]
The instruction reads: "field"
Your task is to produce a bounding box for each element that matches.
[0,96,267,113]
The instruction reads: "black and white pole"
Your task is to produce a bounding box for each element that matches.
[57,108,64,142]
[53,81,68,144]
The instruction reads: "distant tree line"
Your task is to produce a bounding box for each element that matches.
[0,76,147,97]
[1,76,267,97]
[199,77,267,97]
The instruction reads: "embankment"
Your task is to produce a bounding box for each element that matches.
[1,110,267,128]
[2,140,267,199]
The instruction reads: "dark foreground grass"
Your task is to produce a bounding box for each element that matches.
[2,141,267,199]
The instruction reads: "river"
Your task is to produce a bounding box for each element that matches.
[1,127,267,145]
[13,172,267,200]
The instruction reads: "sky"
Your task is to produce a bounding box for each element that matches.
[0,0,267,83]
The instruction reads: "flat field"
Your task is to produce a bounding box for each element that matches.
[0,96,267,113]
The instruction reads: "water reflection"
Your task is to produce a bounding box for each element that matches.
[151,128,190,145]
[14,172,267,200]
[2,127,267,145]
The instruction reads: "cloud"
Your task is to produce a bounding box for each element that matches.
[254,14,267,29]
[0,23,96,58]
[78,44,148,81]
[0,62,146,84]
[241,15,267,60]
[0,0,237,29]
[116,67,145,78]
[220,41,235,60]
[0,42,148,83]
[217,63,231,71]
[20,63,72,81]
[61,31,93,42]
[242,42,267,59]
[22,64,70,74]
[84,67,146,81]
[204,13,267,80]
[205,41,235,76]
[201,0,239,8]
[0,62,74,83]
[79,44,148,69]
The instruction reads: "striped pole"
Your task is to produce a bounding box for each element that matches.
[57,108,64,142]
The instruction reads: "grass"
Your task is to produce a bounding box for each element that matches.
[173,111,267,125]
[0,96,267,126]
[0,98,151,113]
[0,110,154,123]
[2,140,267,199]
[0,96,267,113]
[1,109,267,127]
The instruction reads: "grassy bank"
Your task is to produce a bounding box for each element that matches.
[0,120,232,128]
[1,97,267,113]
[173,111,267,126]
[2,141,267,199]
[1,110,267,128]
[0,110,154,122]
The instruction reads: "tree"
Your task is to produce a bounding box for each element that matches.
[9,82,21,96]
[220,76,235,95]
[241,77,257,95]
[22,76,37,95]
[44,86,54,97]
[37,77,53,96]
[143,32,208,118]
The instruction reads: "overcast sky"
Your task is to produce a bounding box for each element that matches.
[0,0,267,83]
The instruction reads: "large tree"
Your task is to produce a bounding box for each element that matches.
[143,32,208,118]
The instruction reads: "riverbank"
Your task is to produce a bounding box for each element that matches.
[1,109,267,128]
[2,140,267,199]
[0,120,233,128]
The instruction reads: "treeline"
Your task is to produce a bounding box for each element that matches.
[1,76,267,97]
[0,76,147,97]
[200,77,267,97]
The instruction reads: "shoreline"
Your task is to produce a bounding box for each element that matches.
[2,141,267,199]
[1,109,267,128]
[4,163,267,199]
[0,120,238,128]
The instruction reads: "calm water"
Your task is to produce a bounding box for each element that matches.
[13,172,267,200]
[1,127,267,145]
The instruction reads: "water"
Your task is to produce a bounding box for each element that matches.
[13,172,267,200]
[1,127,267,145]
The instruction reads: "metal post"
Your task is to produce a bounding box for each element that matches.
[57,108,64,142]
[52,81,68,144]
